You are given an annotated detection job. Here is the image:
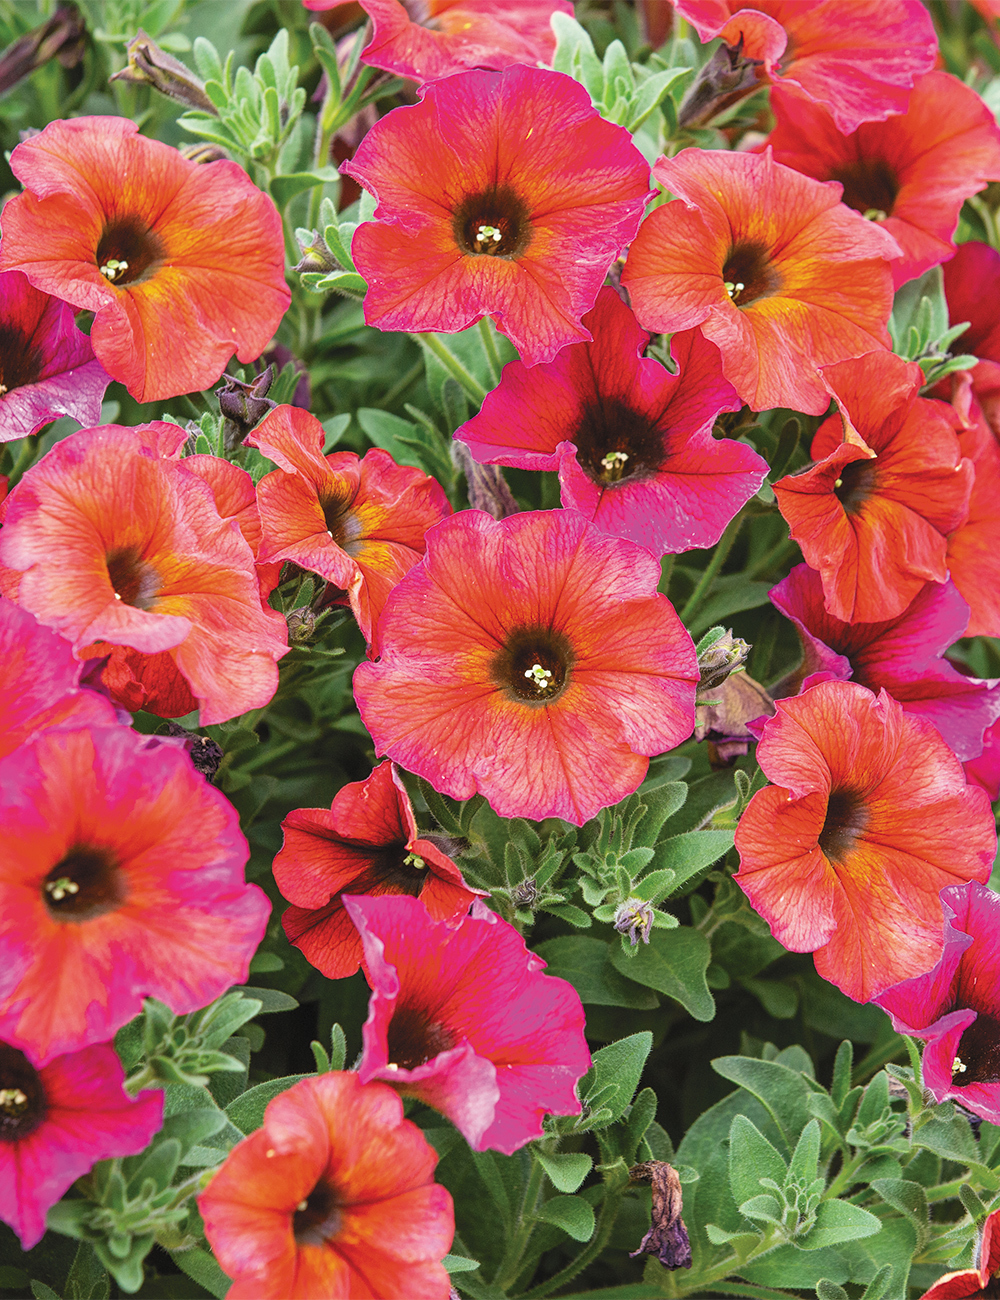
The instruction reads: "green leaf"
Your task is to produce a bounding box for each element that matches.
[742,977,799,1020]
[712,1056,817,1153]
[609,925,714,1021]
[787,1119,821,1186]
[729,1115,788,1207]
[652,829,735,891]
[226,1074,310,1134]
[226,986,298,1014]
[816,1283,849,1300]
[625,1088,658,1163]
[270,166,339,209]
[797,1199,881,1250]
[536,1195,596,1242]
[357,408,428,472]
[170,1246,232,1299]
[738,1193,784,1225]
[442,1254,481,1275]
[309,270,368,298]
[580,1033,653,1126]
[31,1284,61,1300]
[65,1243,110,1300]
[551,12,604,101]
[869,1178,929,1252]
[631,781,688,847]
[533,937,658,1009]
[536,1150,593,1194]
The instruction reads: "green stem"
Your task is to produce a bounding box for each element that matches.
[478,317,502,387]
[824,1152,867,1200]
[925,1178,971,1203]
[6,433,40,488]
[515,1184,627,1300]
[412,333,487,405]
[680,514,743,624]
[378,359,424,409]
[746,536,797,580]
[493,1154,546,1291]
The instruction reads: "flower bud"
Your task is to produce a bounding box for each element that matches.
[614,897,654,946]
[286,606,316,644]
[628,1162,692,1270]
[0,7,85,97]
[110,31,217,114]
[696,627,751,693]
[178,142,230,164]
[452,442,519,519]
[294,230,341,275]
[217,367,276,448]
[677,37,764,130]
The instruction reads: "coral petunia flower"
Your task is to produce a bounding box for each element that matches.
[274,759,483,979]
[772,350,973,623]
[0,1039,163,1249]
[199,1071,454,1300]
[767,74,1000,289]
[342,66,651,366]
[0,116,290,403]
[0,270,110,442]
[770,565,1000,763]
[620,148,899,416]
[943,241,1000,365]
[246,404,451,654]
[875,883,1000,1127]
[0,724,269,1065]
[0,423,288,724]
[353,509,699,825]
[733,679,996,1003]
[917,1206,1000,1299]
[671,0,938,133]
[945,386,1000,639]
[0,595,117,759]
[455,287,766,556]
[346,894,590,1153]
[304,0,572,83]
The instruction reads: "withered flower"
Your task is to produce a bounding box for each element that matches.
[629,1161,692,1270]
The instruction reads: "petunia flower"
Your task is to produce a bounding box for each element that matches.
[199,1071,454,1300]
[733,679,996,1003]
[943,382,1000,640]
[304,0,572,83]
[767,74,1000,288]
[0,116,290,403]
[772,349,973,623]
[0,269,110,442]
[0,423,289,724]
[620,148,899,415]
[275,759,483,979]
[671,0,938,133]
[0,1038,163,1249]
[769,565,1000,763]
[353,509,699,825]
[943,241,1000,365]
[455,287,766,556]
[965,719,1000,801]
[246,404,451,654]
[0,595,117,759]
[875,883,1000,1126]
[916,1206,1000,1300]
[341,65,651,366]
[0,723,270,1065]
[346,893,591,1153]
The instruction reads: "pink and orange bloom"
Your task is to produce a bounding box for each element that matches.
[0,422,288,724]
[275,759,482,979]
[621,148,899,415]
[0,116,290,403]
[305,0,572,83]
[767,74,1000,288]
[916,1206,1000,1299]
[199,1071,454,1300]
[343,66,651,366]
[0,270,110,442]
[671,0,937,132]
[876,883,1000,1126]
[353,509,699,825]
[733,679,996,1004]
[0,1039,164,1249]
[456,287,767,556]
[773,350,973,623]
[348,894,590,1153]
[946,381,1000,639]
[0,723,269,1065]
[247,404,450,653]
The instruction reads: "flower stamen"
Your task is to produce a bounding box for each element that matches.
[953,1056,968,1075]
[0,1088,28,1113]
[99,258,129,281]
[600,450,630,482]
[403,852,426,870]
[45,876,80,902]
[724,280,745,299]
[524,663,554,692]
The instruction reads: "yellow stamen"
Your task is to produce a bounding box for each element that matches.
[45,876,80,902]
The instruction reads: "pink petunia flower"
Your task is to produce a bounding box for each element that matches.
[455,287,766,556]
[346,894,591,1153]
[671,0,938,133]
[0,724,269,1065]
[767,74,1000,289]
[946,381,1000,639]
[353,509,699,825]
[0,270,110,442]
[620,148,899,416]
[275,759,483,980]
[734,679,996,1003]
[875,883,1000,1126]
[342,65,651,366]
[769,565,1000,762]
[0,1038,163,1249]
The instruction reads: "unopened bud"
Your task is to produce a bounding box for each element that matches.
[178,141,230,164]
[452,442,519,519]
[696,627,750,693]
[0,7,85,97]
[287,607,317,643]
[294,229,341,275]
[160,722,223,781]
[512,878,539,910]
[629,1162,692,1270]
[110,31,217,114]
[217,367,276,448]
[677,36,764,130]
[614,897,654,946]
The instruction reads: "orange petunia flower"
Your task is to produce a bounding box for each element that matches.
[0,116,290,403]
[246,404,451,654]
[620,148,899,416]
[946,377,1000,639]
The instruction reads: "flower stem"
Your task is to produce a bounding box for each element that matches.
[477,317,502,387]
[6,433,40,488]
[515,1182,627,1299]
[680,514,743,625]
[412,333,487,406]
[493,1153,546,1291]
